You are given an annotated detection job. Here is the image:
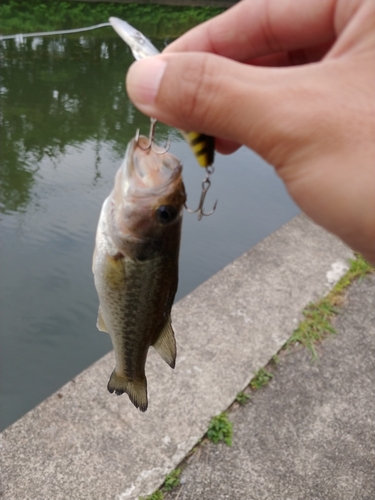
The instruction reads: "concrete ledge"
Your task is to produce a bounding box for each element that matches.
[0,215,353,500]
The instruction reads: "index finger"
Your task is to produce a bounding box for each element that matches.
[164,0,337,61]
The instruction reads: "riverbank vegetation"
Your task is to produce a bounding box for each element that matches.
[0,0,224,37]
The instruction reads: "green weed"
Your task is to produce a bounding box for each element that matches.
[271,354,280,365]
[331,253,374,295]
[163,468,181,492]
[286,254,374,358]
[250,368,273,390]
[139,490,164,500]
[140,468,181,499]
[236,391,250,405]
[207,412,233,446]
[286,299,337,358]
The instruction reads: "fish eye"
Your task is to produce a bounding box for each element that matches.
[155,205,177,224]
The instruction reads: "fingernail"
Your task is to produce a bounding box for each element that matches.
[126,57,167,106]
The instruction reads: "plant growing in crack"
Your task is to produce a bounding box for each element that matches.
[285,254,374,359]
[139,490,164,500]
[163,468,181,492]
[250,368,274,390]
[207,412,233,446]
[236,391,251,405]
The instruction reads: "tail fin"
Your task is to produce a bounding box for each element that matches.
[107,370,148,412]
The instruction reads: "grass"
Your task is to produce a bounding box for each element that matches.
[286,299,337,358]
[286,254,374,358]
[330,254,374,292]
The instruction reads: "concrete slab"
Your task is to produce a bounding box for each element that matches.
[166,274,375,500]
[0,215,353,500]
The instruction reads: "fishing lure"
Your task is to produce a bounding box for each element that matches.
[109,16,217,219]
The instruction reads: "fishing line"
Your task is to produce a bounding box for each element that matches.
[0,22,111,42]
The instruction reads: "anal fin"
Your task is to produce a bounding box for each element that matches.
[152,317,177,369]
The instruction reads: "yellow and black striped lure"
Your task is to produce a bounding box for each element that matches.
[182,132,215,168]
[109,17,215,169]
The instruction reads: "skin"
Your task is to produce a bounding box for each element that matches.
[126,0,375,264]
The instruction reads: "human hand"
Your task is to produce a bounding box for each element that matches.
[126,0,375,264]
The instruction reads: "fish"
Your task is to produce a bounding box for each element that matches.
[92,135,186,411]
[109,16,215,168]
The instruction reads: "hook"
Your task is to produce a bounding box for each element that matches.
[135,117,170,154]
[185,166,218,220]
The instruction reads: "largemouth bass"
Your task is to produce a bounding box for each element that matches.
[93,135,186,411]
[109,16,215,168]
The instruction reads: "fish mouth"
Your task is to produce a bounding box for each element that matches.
[124,136,183,198]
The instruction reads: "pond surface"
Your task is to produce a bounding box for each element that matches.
[0,28,299,431]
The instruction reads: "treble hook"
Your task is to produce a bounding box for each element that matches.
[135,117,170,154]
[185,166,218,220]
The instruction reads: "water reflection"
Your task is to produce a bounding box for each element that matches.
[0,31,172,215]
[0,32,299,431]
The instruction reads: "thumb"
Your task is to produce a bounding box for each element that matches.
[126,52,248,136]
[126,52,264,146]
[125,52,332,169]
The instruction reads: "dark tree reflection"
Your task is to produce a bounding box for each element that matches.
[0,32,176,214]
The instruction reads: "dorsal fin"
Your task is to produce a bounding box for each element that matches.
[152,317,177,368]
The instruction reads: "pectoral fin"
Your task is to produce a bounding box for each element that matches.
[152,317,177,369]
[96,308,108,333]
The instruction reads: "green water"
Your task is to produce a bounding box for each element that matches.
[0,28,299,431]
